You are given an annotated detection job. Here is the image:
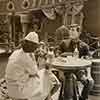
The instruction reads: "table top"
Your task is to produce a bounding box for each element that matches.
[51,56,92,70]
[91,59,100,63]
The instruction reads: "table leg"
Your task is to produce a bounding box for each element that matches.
[64,72,74,100]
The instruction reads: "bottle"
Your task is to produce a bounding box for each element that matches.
[73,45,79,58]
[47,47,55,64]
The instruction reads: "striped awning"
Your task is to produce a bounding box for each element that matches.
[0,0,87,14]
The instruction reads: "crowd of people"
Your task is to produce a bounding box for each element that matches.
[4,23,94,100]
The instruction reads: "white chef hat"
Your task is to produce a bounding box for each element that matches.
[24,32,39,44]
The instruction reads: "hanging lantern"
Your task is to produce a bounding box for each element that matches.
[22,0,30,9]
[7,0,15,11]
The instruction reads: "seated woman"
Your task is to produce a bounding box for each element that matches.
[5,32,60,100]
[35,41,47,70]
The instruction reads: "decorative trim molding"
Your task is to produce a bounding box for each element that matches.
[0,0,88,14]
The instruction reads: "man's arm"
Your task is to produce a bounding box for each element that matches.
[79,40,90,58]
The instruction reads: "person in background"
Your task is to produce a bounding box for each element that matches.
[58,24,90,58]
[55,25,69,45]
[31,20,41,40]
[35,41,47,70]
[32,22,40,33]
[57,24,94,100]
[46,46,55,64]
[5,32,60,100]
[46,46,61,100]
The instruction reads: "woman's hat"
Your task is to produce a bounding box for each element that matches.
[24,32,39,44]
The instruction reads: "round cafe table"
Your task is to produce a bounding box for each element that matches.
[51,56,92,100]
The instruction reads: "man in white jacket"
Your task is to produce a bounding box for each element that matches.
[5,32,59,100]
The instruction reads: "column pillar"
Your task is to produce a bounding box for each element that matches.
[8,12,16,51]
[20,14,30,38]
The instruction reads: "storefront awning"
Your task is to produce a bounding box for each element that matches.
[0,0,87,14]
